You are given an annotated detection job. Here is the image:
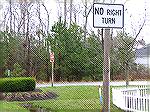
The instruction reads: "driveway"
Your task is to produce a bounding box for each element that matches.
[36,81,150,88]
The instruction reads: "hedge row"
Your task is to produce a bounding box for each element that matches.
[0,77,36,92]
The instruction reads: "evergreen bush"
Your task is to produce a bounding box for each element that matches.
[0,77,36,92]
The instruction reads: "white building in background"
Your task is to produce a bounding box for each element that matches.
[135,44,150,67]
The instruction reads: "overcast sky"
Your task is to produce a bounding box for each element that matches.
[124,0,150,44]
[0,0,150,45]
[43,0,150,44]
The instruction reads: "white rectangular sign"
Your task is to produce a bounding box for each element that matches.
[93,3,124,28]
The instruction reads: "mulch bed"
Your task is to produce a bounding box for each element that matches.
[1,88,58,102]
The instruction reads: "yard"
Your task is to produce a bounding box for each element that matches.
[0,86,124,112]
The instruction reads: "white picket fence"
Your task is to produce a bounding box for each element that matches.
[112,86,150,112]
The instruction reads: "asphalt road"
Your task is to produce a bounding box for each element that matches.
[36,81,150,88]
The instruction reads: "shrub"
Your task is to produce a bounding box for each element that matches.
[0,77,36,92]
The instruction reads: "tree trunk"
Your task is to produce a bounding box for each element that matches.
[26,7,31,77]
[70,0,73,25]
[9,0,13,33]
[83,0,87,41]
[64,0,67,24]
[125,63,129,87]
[0,92,4,100]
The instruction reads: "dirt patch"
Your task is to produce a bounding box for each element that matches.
[1,88,58,102]
[20,103,50,112]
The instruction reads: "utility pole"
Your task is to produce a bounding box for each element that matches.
[50,52,54,87]
[51,61,54,87]
[93,3,124,111]
[103,28,111,112]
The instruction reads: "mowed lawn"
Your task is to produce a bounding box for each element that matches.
[0,86,124,112]
[0,101,29,112]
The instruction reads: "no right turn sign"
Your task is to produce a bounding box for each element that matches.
[93,3,124,28]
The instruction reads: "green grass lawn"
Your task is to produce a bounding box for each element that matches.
[0,86,124,112]
[29,86,124,112]
[0,101,29,112]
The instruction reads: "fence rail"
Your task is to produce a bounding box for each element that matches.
[112,86,150,112]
